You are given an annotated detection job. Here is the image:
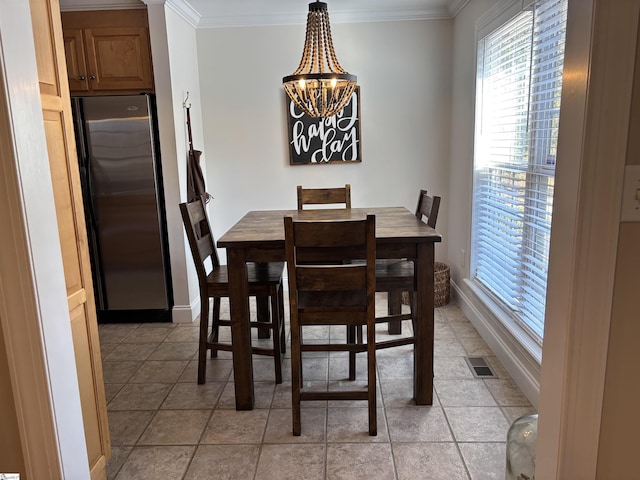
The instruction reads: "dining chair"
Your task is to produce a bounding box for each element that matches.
[179,196,286,385]
[297,184,351,210]
[372,189,441,349]
[285,214,377,436]
[296,183,354,352]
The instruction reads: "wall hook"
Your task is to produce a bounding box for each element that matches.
[183,91,191,109]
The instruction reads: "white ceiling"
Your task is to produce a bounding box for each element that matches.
[59,0,469,28]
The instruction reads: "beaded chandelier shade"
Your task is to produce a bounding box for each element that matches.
[283,1,357,118]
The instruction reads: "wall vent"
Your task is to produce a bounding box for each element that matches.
[465,356,497,378]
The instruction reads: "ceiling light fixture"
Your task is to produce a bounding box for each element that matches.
[283,1,357,118]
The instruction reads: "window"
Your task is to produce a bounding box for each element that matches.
[471,0,567,345]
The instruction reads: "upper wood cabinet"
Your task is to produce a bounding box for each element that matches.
[62,9,154,95]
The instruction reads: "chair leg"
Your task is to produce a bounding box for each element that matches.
[347,325,357,381]
[278,283,286,354]
[256,295,271,339]
[197,296,210,385]
[291,322,302,436]
[409,291,417,334]
[367,318,377,436]
[210,297,221,358]
[388,291,403,334]
[299,325,304,385]
[270,287,283,384]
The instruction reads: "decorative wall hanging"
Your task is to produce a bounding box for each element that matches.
[287,87,361,165]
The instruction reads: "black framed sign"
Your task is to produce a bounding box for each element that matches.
[286,87,361,165]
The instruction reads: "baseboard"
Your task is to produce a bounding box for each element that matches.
[451,279,541,408]
[172,298,199,324]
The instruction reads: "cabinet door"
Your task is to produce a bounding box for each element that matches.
[63,28,89,92]
[30,0,111,479]
[84,26,154,91]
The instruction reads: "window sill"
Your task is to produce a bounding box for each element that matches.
[463,278,542,365]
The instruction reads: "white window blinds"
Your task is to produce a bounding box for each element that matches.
[471,0,567,343]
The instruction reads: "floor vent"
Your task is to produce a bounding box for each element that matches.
[465,356,497,378]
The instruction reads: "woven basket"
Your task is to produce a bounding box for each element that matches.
[401,261,450,308]
[433,262,450,307]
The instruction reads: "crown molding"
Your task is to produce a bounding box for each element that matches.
[197,7,452,29]
[142,0,201,27]
[448,0,471,17]
[60,0,468,28]
[59,0,201,27]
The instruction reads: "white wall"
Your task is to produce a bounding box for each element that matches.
[196,19,453,263]
[147,3,204,323]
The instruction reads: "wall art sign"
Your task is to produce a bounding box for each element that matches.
[287,87,361,165]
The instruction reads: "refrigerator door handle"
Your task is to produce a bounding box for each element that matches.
[85,148,99,229]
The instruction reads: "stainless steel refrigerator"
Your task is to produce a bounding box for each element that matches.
[72,94,173,322]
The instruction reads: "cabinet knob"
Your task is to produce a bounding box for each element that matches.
[78,75,85,81]
[89,75,96,80]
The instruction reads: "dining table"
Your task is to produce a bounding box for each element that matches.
[217,206,442,410]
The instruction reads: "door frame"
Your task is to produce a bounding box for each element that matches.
[537,0,638,478]
[0,0,90,478]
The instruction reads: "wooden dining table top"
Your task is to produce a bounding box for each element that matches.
[217,206,442,249]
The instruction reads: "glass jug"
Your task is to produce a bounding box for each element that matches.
[505,412,538,480]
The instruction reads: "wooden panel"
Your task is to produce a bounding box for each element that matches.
[63,28,89,92]
[30,0,59,96]
[85,26,153,91]
[68,288,88,311]
[30,0,111,478]
[0,322,26,475]
[597,223,640,478]
[39,94,64,112]
[69,303,102,467]
[61,8,149,29]
[628,21,640,164]
[61,10,154,95]
[42,109,83,295]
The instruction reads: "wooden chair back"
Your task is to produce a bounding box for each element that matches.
[297,184,351,210]
[285,213,377,436]
[286,215,375,303]
[180,195,286,385]
[415,189,441,228]
[373,189,441,338]
[179,195,220,287]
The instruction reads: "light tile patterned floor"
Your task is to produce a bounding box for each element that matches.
[100,295,535,480]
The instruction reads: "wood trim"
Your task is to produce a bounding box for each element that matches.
[31,0,111,477]
[0,1,88,477]
[61,8,149,29]
[0,60,63,480]
[536,1,639,478]
[456,279,541,405]
[84,25,154,91]
[68,288,88,311]
[63,28,89,92]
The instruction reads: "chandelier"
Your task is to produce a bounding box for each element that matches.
[283,1,357,118]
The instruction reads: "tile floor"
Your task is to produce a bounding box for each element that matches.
[99,294,535,480]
